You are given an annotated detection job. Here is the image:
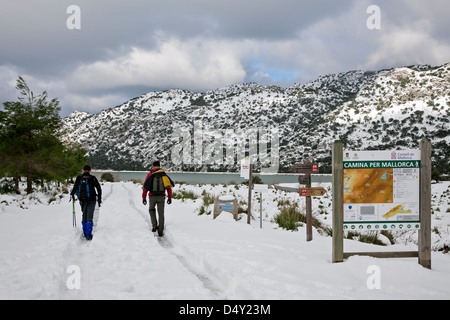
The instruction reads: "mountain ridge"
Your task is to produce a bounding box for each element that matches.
[62,63,449,175]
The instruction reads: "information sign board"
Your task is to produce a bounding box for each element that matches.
[343,149,421,230]
[240,158,250,180]
[254,184,269,193]
[214,197,238,221]
[298,174,310,185]
[217,201,235,212]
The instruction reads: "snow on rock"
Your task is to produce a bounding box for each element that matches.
[61,63,450,172]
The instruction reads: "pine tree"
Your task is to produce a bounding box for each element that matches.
[0,77,86,193]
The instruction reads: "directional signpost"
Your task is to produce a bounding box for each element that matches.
[298,174,310,185]
[300,187,327,197]
[293,161,322,241]
[292,163,319,173]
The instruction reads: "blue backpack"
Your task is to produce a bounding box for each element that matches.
[78,175,91,200]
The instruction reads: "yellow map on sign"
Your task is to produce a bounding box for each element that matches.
[344,168,393,204]
[383,204,412,219]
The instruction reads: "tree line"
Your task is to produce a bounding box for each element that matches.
[0,77,87,194]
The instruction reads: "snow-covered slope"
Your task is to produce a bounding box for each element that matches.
[62,64,449,173]
[1,181,450,300]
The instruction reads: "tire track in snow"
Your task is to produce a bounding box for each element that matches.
[122,182,226,299]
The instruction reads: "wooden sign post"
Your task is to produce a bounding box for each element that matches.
[241,158,253,225]
[293,161,319,242]
[419,139,432,269]
[332,139,432,269]
[332,141,344,263]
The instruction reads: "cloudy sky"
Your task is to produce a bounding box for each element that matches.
[1,0,449,116]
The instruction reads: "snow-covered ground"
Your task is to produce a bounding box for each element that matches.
[1,180,450,300]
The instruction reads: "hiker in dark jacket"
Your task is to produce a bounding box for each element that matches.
[142,161,173,237]
[71,165,102,240]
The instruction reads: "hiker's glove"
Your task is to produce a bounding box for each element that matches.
[142,198,147,205]
[167,198,172,205]
[98,198,102,207]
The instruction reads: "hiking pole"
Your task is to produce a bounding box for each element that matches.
[71,195,77,227]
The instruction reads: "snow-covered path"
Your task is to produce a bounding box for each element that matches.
[59,182,220,299]
[1,181,450,300]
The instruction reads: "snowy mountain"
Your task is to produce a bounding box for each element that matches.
[62,63,449,173]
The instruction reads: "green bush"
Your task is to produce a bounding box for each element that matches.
[274,199,326,233]
[173,190,198,200]
[0,179,15,194]
[100,172,114,182]
[198,192,215,215]
[274,203,304,231]
[345,231,387,246]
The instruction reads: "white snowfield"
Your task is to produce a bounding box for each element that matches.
[1,181,450,300]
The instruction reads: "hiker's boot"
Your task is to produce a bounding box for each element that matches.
[85,221,93,240]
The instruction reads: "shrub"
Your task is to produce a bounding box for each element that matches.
[274,203,303,231]
[345,231,387,246]
[173,190,198,200]
[0,179,15,194]
[198,193,215,215]
[100,172,114,182]
[274,199,327,233]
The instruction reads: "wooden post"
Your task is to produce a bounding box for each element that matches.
[306,172,312,241]
[419,139,432,269]
[332,140,344,263]
[247,163,252,225]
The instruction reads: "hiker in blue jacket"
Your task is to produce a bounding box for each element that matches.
[71,165,102,240]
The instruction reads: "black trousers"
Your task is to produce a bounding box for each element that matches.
[80,200,96,223]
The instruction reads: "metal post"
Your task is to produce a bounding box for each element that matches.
[260,192,263,229]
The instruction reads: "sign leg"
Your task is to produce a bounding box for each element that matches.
[306,172,312,241]
[419,139,432,269]
[332,141,344,263]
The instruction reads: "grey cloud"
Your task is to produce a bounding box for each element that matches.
[0,0,449,116]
